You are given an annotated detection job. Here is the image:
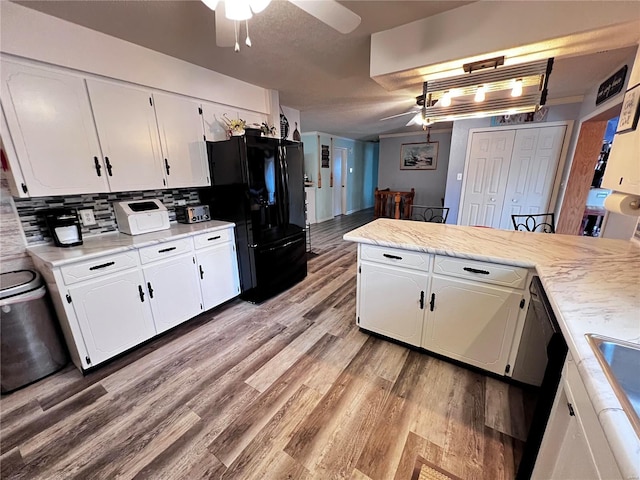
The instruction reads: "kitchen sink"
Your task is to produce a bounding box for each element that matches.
[586,334,640,437]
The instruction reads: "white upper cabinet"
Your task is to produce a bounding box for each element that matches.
[0,59,109,197]
[86,79,166,192]
[153,92,210,188]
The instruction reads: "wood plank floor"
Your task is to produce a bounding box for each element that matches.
[0,209,535,479]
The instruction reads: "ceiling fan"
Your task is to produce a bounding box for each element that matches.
[201,0,362,51]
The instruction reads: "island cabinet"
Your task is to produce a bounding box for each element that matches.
[533,355,622,480]
[356,244,530,376]
[30,226,240,371]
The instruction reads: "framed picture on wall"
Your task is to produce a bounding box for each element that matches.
[617,83,640,134]
[400,142,438,170]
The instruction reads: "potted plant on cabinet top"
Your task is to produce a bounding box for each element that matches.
[222,114,246,136]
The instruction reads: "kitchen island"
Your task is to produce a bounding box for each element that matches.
[344,218,640,479]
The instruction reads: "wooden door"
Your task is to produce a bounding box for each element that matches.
[0,60,109,196]
[498,126,566,230]
[459,130,516,227]
[86,79,165,192]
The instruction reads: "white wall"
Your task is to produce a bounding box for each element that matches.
[378,131,452,208]
[0,2,270,114]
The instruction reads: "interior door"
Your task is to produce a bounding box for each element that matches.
[498,126,566,230]
[459,130,516,227]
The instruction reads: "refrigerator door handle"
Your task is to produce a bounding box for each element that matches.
[282,147,290,224]
[262,236,304,253]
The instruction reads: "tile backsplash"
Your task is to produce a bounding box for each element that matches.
[14,188,202,245]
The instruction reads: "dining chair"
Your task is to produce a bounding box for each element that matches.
[410,205,450,224]
[511,213,556,233]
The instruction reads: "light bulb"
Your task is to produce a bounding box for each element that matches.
[245,20,252,47]
[226,0,253,20]
[248,0,271,13]
[440,91,452,107]
[474,85,486,102]
[511,79,523,97]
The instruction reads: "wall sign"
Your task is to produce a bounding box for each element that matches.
[616,83,640,134]
[596,65,627,106]
[321,145,330,168]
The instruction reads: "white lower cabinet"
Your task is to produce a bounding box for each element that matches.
[67,268,156,367]
[143,254,203,334]
[356,247,527,376]
[196,242,240,311]
[533,359,622,479]
[422,275,522,375]
[358,261,428,347]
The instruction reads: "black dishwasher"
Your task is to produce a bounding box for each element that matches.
[516,276,568,479]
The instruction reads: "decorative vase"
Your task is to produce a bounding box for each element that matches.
[231,128,245,136]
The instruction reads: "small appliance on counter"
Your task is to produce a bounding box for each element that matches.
[175,204,211,224]
[44,208,83,247]
[113,199,170,235]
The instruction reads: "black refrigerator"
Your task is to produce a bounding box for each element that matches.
[199,135,307,303]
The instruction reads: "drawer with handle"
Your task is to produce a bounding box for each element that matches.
[138,237,194,264]
[433,255,528,289]
[359,244,431,272]
[193,228,232,250]
[60,251,139,285]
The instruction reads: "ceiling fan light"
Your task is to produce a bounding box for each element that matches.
[226,0,253,21]
[511,79,523,97]
[201,0,219,11]
[440,91,452,107]
[248,0,271,14]
[475,85,486,102]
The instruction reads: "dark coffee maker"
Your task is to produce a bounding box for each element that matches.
[44,208,83,247]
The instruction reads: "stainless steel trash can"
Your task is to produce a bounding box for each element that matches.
[1,270,68,393]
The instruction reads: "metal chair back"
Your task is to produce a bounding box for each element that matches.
[410,205,449,224]
[511,213,556,233]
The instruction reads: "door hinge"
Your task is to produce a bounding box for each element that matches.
[567,402,575,416]
[505,364,511,374]
[162,178,166,186]
[203,134,206,141]
[85,356,91,365]
[358,266,361,273]
[200,303,203,310]
[21,183,28,194]
[66,293,72,303]
[357,316,360,325]
[520,298,526,309]
[198,107,203,115]
[193,256,196,264]
[149,97,153,107]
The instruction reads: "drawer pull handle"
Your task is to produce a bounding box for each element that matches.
[463,267,490,275]
[147,282,154,299]
[207,236,221,241]
[89,261,115,271]
[158,246,177,253]
[138,285,145,302]
[383,253,402,260]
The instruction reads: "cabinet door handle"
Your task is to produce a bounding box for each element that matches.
[419,291,424,309]
[89,261,115,271]
[158,246,177,253]
[567,402,575,416]
[138,285,145,302]
[430,293,435,311]
[207,236,221,241]
[94,156,102,177]
[463,267,490,275]
[383,253,402,260]
[105,157,113,176]
[199,265,204,279]
[147,282,154,299]
[164,158,171,175]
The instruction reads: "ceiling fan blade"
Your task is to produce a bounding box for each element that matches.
[215,2,235,47]
[289,0,361,34]
[379,110,419,121]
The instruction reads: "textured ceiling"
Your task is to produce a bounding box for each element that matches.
[12,1,638,141]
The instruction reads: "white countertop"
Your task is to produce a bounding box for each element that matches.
[27,221,235,268]
[344,218,640,478]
